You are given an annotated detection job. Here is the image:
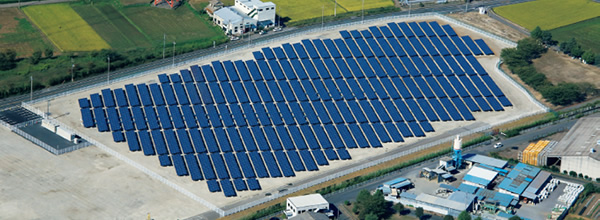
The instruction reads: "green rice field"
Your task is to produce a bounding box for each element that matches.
[494,0,600,31]
[551,17,600,53]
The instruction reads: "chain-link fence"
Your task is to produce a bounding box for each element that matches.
[18,11,551,217]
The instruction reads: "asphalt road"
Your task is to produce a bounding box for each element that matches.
[324,117,580,219]
[0,0,534,110]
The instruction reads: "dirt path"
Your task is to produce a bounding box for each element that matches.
[534,50,600,88]
[447,11,527,42]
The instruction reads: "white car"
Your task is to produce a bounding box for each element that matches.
[494,142,503,148]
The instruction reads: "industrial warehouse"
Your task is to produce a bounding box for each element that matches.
[383,136,584,220]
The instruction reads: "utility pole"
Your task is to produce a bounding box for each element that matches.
[163,33,166,59]
[321,5,324,29]
[172,41,176,67]
[70,57,74,82]
[107,56,110,85]
[30,76,32,101]
[361,0,364,23]
[334,0,337,16]
[409,1,412,16]
[465,0,469,13]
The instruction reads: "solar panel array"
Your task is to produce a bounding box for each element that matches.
[79,21,511,197]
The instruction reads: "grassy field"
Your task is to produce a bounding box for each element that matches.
[23,4,110,51]
[551,17,600,54]
[122,5,222,45]
[0,8,53,57]
[72,4,152,49]
[337,0,394,12]
[494,0,600,30]
[119,0,151,6]
[189,0,234,10]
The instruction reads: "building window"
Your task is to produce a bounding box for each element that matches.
[271,7,274,10]
[265,8,269,10]
[259,9,263,11]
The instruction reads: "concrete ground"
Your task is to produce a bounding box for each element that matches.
[515,181,566,220]
[8,15,545,219]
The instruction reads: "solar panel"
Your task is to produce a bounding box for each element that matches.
[323,39,341,58]
[233,178,248,191]
[461,36,483,55]
[292,43,309,59]
[172,154,189,176]
[220,179,237,197]
[185,154,203,180]
[408,22,425,37]
[286,150,306,171]
[90,93,102,109]
[101,89,116,108]
[475,39,494,55]
[261,151,283,177]
[224,153,243,179]
[282,43,298,59]
[247,178,261,190]
[138,130,155,155]
[274,151,295,177]
[301,39,320,59]
[81,108,95,128]
[198,154,217,180]
[236,152,257,178]
[299,150,319,171]
[312,39,330,59]
[211,153,230,179]
[273,47,286,60]
[334,39,353,58]
[158,154,172,166]
[113,88,128,107]
[261,47,275,60]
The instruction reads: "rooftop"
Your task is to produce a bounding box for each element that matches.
[237,0,275,8]
[288,194,328,208]
[214,7,243,24]
[498,163,540,195]
[384,177,407,187]
[401,191,475,211]
[523,171,551,199]
[463,166,498,186]
[549,115,600,161]
[463,153,508,168]
[475,188,515,207]
[457,183,480,194]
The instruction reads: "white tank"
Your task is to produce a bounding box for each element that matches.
[453,135,462,150]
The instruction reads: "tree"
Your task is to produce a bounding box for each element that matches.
[569,171,577,177]
[541,83,586,106]
[530,26,543,40]
[458,211,471,220]
[364,213,378,220]
[393,203,404,215]
[582,50,596,64]
[355,189,387,219]
[0,49,17,70]
[30,50,42,65]
[344,200,351,206]
[500,48,528,67]
[44,47,53,58]
[415,207,424,219]
[444,214,455,220]
[508,216,522,220]
[516,38,547,60]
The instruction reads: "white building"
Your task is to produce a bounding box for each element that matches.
[285,194,329,218]
[209,0,276,35]
[548,115,600,179]
[462,166,498,189]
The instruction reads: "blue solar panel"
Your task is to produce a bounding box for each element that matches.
[411,56,430,75]
[113,88,128,107]
[299,150,319,171]
[469,75,492,97]
[169,106,185,129]
[340,30,351,39]
[429,21,445,36]
[381,99,403,122]
[380,26,393,38]
[292,42,309,59]
[253,51,264,60]
[268,59,285,80]
[366,38,385,57]
[451,36,471,55]
[220,179,237,197]
[486,96,504,111]
[207,180,221,192]
[101,89,116,108]
[236,152,256,178]
[409,37,427,56]
[334,124,357,149]
[414,77,435,98]
[348,123,369,148]
[263,126,283,151]
[112,131,125,142]
[347,101,368,123]
[358,100,379,123]
[451,97,475,120]
[185,154,203,180]
[416,98,439,121]
[474,97,492,111]
[458,75,481,97]
[118,107,134,131]
[282,43,298,59]
[312,125,333,149]
[286,150,306,171]
[243,81,261,103]
[301,39,320,59]
[465,55,487,75]
[344,38,363,58]
[440,98,462,121]
[387,22,402,37]
[163,129,181,154]
[323,39,341,58]
[475,39,494,55]
[158,154,171,166]
[189,129,206,153]
[310,149,328,165]
[161,83,178,105]
[274,151,295,177]
[442,24,457,36]
[396,122,413,137]
[138,130,155,155]
[261,151,282,177]
[300,125,320,149]
[384,123,404,142]
[247,178,261,190]
[234,60,251,81]
[224,153,243,179]
[312,39,330,59]
[388,38,407,57]
[215,128,233,152]
[273,47,286,60]
[81,108,95,128]
[218,105,235,127]
[420,38,439,56]
[251,126,270,151]
[393,99,415,122]
[158,73,170,83]
[360,123,382,147]
[202,128,219,153]
[398,38,417,57]
[447,76,469,97]
[148,84,165,106]
[369,26,383,38]
[233,179,248,191]
[427,98,451,121]
[124,84,141,107]
[398,22,415,37]
[408,22,425,37]
[408,122,425,137]
[371,100,392,123]
[89,94,102,110]
[198,153,217,180]
[378,78,399,99]
[261,47,275,60]
[211,153,230,179]
[461,36,483,55]
[222,61,239,82]
[441,36,461,56]
[172,154,189,176]
[106,107,121,131]
[334,39,353,58]
[239,127,258,151]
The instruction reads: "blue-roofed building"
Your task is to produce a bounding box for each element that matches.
[380,177,412,196]
[457,183,480,194]
[475,188,518,212]
[463,166,498,189]
[210,0,276,35]
[498,163,541,198]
